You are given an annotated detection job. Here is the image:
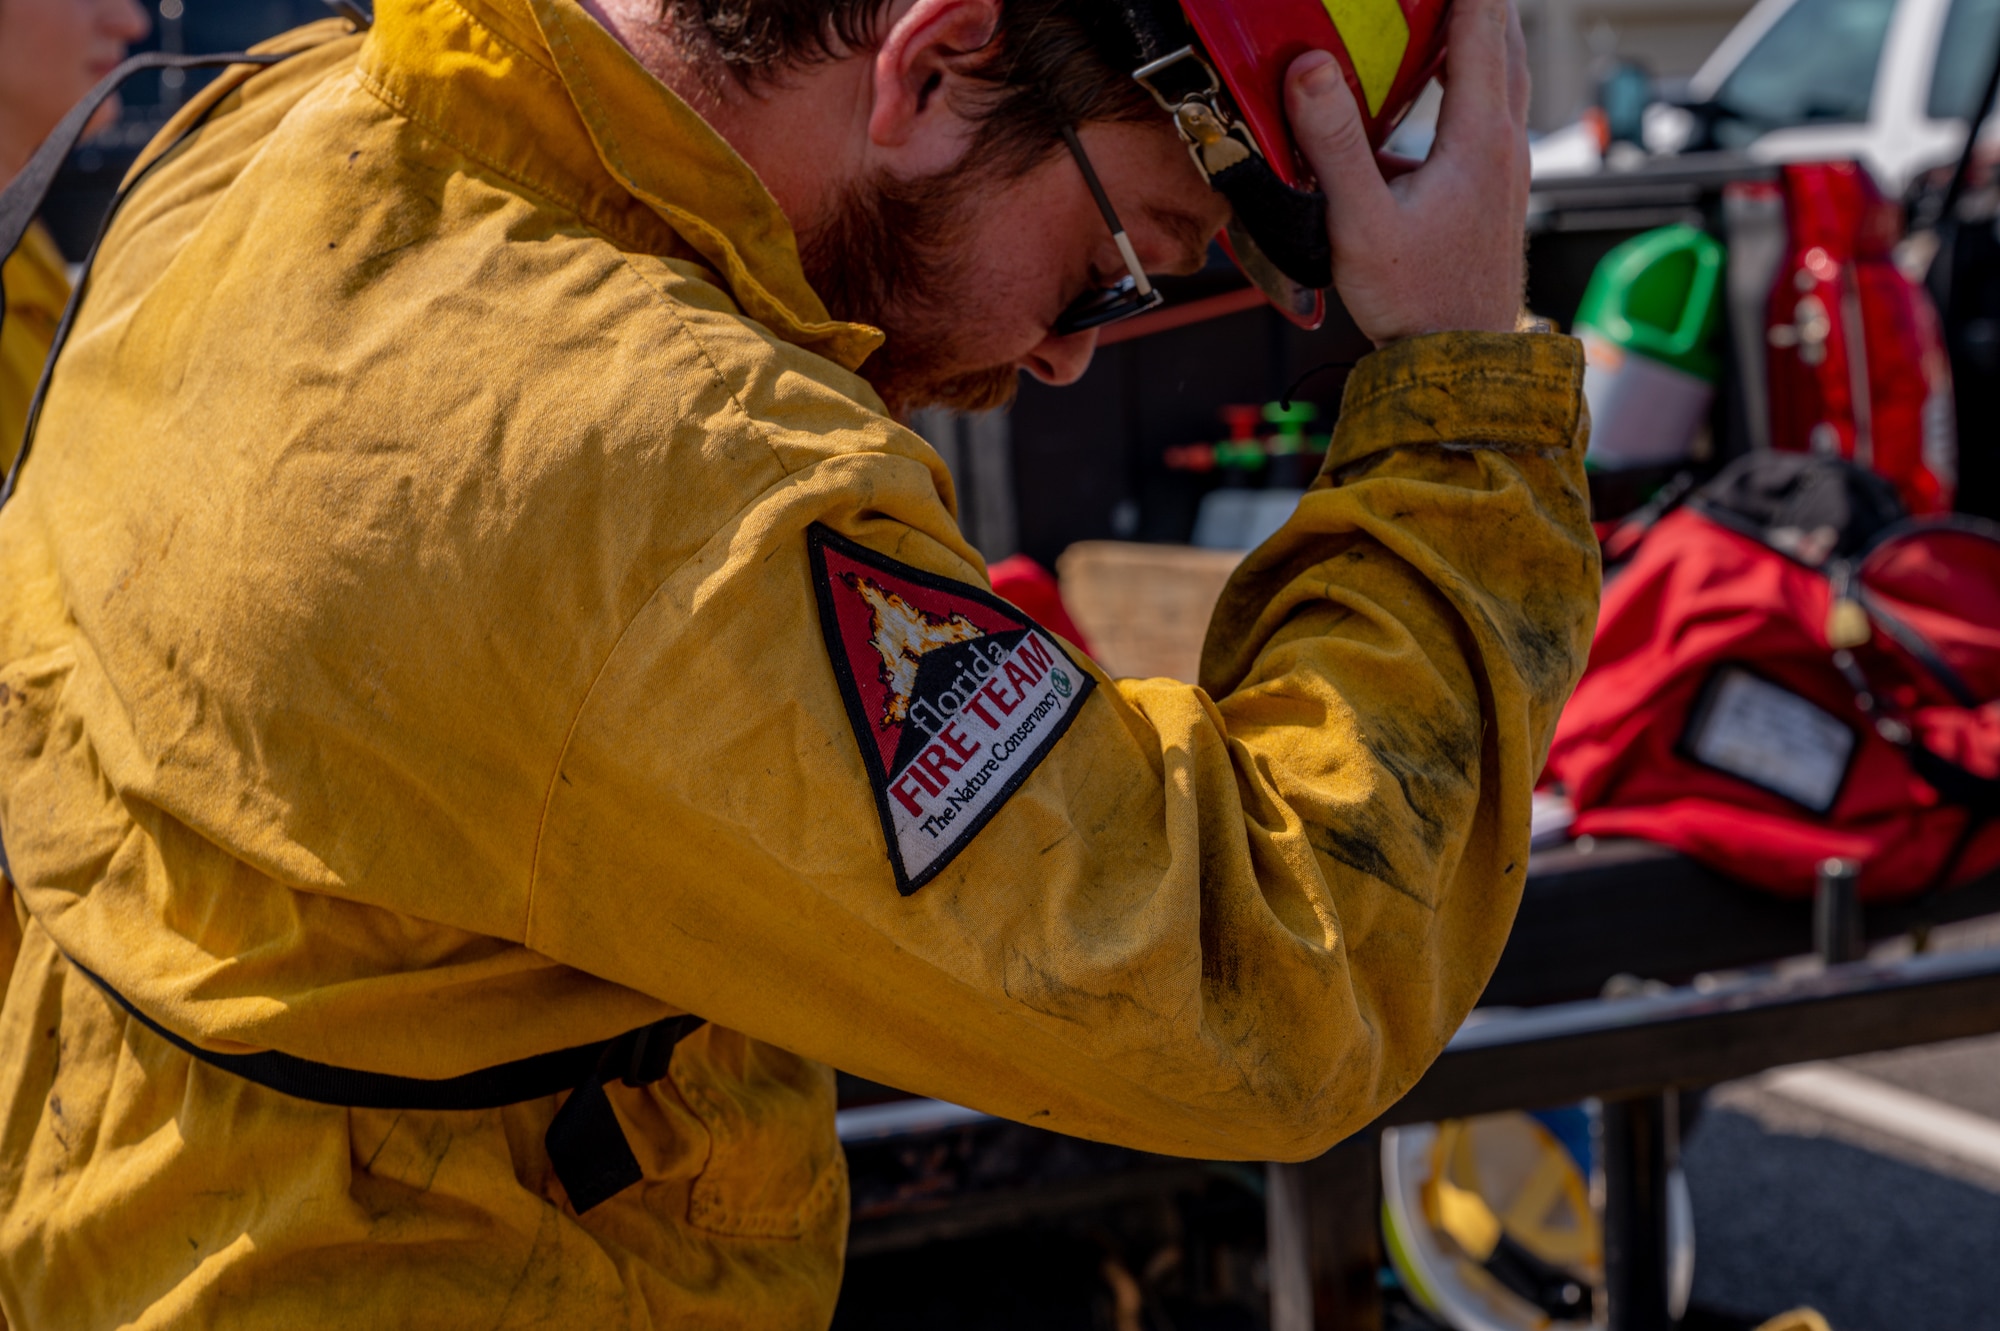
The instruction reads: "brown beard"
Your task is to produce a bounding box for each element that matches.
[797,165,1021,418]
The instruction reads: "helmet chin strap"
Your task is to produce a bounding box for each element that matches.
[1209,152,1333,293]
[1085,1,1334,297]
[1133,43,1334,296]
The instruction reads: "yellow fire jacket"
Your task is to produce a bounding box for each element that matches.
[0,0,1597,1325]
[0,220,68,474]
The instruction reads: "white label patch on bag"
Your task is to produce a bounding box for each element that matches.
[1683,665,1856,813]
[809,525,1094,895]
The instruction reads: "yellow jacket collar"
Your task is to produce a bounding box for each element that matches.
[358,0,884,371]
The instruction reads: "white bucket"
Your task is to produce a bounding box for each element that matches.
[1579,329,1716,470]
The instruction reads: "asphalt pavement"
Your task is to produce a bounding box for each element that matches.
[1680,915,2000,1331]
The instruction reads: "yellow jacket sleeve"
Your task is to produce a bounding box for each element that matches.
[529,330,1596,1163]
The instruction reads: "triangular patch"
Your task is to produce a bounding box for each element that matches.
[808,524,1095,895]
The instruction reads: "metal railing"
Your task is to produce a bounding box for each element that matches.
[840,852,2000,1328]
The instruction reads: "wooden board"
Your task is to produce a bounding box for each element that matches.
[1057,541,1242,683]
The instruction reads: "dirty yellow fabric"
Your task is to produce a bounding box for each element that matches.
[0,220,68,476]
[0,0,1597,1325]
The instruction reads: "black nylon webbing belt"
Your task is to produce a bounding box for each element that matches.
[5,9,708,1216]
[73,957,705,1213]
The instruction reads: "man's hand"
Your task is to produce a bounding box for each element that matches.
[1284,0,1532,344]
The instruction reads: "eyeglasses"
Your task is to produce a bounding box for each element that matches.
[1052,125,1166,337]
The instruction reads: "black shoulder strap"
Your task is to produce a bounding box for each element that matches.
[0,50,294,509]
[75,955,633,1110]
[0,0,372,283]
[1,51,283,332]
[1,0,376,499]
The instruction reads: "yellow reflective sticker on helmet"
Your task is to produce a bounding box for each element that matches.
[1318,0,1411,116]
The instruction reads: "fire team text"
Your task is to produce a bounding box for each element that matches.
[888,633,1068,830]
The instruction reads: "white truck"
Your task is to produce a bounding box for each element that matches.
[1532,0,2000,197]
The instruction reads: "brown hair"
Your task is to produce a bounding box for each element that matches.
[662,0,1161,178]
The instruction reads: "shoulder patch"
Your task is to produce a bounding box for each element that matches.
[808,524,1095,895]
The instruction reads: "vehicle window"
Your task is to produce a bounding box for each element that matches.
[1929,0,2000,119]
[1710,0,1899,144]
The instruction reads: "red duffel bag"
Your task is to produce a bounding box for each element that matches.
[1546,454,2000,902]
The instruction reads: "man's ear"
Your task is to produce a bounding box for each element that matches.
[867,0,1001,166]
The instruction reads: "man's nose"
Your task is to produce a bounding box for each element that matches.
[1022,330,1099,387]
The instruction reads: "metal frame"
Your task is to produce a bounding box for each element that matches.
[1384,943,2000,1125]
[840,850,2000,1328]
[1486,838,2000,1005]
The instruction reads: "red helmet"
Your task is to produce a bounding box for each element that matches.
[1087,0,1452,328]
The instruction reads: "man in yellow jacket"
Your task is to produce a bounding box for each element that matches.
[0,0,1596,1323]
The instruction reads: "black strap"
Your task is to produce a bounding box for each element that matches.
[1827,634,2000,819]
[1210,156,1333,291]
[73,956,703,1212]
[1081,0,1192,69]
[75,956,642,1109]
[1852,582,1980,708]
[2,0,376,499]
[1899,729,2000,817]
[0,50,294,510]
[1,51,285,338]
[0,0,372,285]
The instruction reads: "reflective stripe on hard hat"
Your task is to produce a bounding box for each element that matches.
[1319,0,1413,116]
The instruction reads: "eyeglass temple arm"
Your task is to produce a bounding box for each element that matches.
[1059,126,1155,298]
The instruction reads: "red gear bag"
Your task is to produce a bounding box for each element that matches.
[1546,456,2000,902]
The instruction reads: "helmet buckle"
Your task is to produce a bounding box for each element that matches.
[1174,101,1252,174]
[1133,46,1262,184]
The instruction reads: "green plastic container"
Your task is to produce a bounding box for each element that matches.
[1262,400,1318,488]
[1573,224,1725,470]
